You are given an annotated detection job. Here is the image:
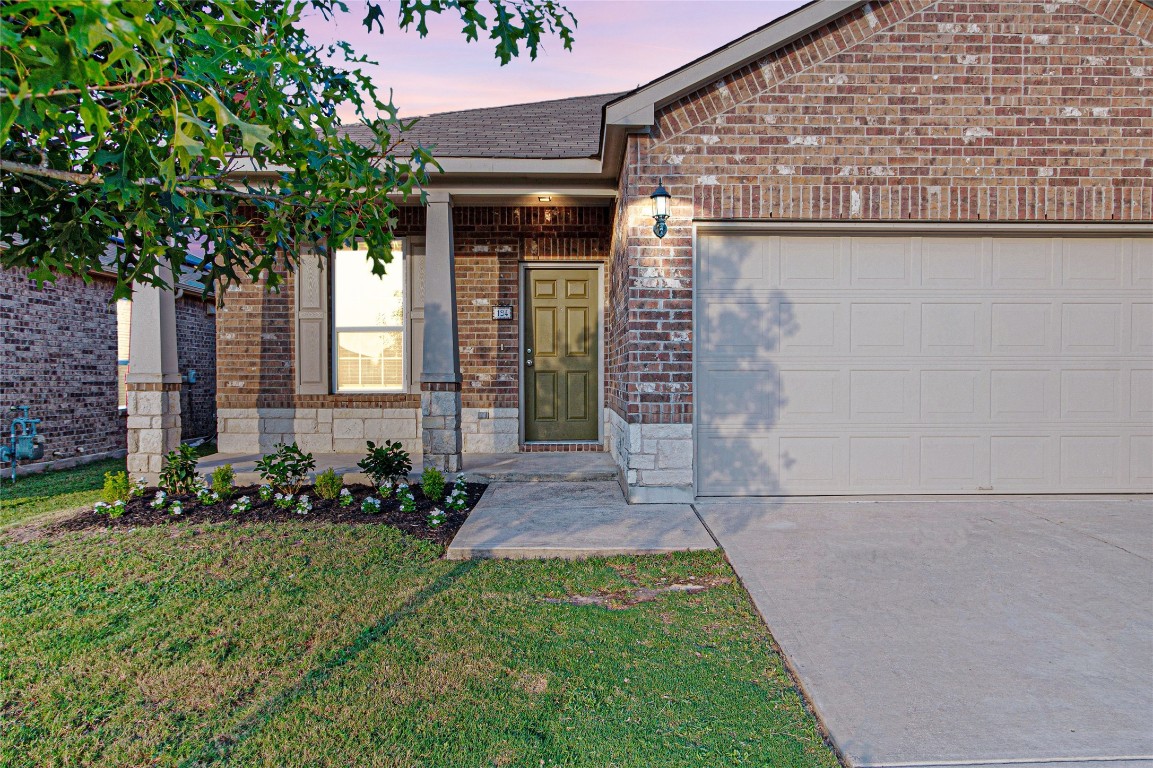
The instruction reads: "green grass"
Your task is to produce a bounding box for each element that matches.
[0,444,217,531]
[0,523,838,767]
[0,457,125,531]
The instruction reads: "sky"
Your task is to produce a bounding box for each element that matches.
[301,1,808,119]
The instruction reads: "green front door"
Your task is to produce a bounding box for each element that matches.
[524,268,599,442]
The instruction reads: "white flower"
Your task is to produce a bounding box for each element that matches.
[339,487,351,496]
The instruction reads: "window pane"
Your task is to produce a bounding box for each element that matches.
[336,331,404,391]
[333,241,405,328]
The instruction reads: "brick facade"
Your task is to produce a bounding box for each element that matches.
[612,0,1153,429]
[0,267,216,472]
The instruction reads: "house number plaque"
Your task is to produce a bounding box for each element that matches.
[492,305,513,321]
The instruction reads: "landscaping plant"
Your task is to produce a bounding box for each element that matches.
[362,497,382,514]
[338,487,354,507]
[314,468,344,500]
[210,464,236,500]
[358,440,411,490]
[420,467,446,502]
[427,508,446,529]
[229,496,252,514]
[101,471,132,504]
[158,444,200,495]
[273,493,296,511]
[93,500,127,519]
[295,495,313,515]
[445,475,469,512]
[255,443,316,495]
[397,483,417,514]
[150,491,168,511]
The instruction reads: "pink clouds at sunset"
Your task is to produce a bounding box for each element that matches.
[301,1,807,119]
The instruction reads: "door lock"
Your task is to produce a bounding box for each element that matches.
[525,360,534,367]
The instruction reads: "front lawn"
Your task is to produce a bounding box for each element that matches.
[0,521,839,767]
[0,457,125,531]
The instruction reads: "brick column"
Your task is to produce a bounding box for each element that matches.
[126,264,182,482]
[421,191,462,471]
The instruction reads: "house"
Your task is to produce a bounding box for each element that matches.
[131,0,1151,499]
[0,253,216,475]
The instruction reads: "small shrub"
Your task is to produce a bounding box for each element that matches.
[229,496,252,514]
[196,487,220,505]
[169,500,184,516]
[397,482,416,514]
[210,464,236,500]
[295,495,312,515]
[362,497,381,514]
[420,467,446,502]
[158,444,200,495]
[150,491,168,510]
[428,507,446,528]
[272,493,296,510]
[258,484,273,501]
[314,468,343,500]
[357,440,411,490]
[445,475,469,512]
[102,471,132,504]
[255,442,316,495]
[338,487,354,507]
[94,500,127,519]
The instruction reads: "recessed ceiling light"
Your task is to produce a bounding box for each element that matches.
[537,196,552,202]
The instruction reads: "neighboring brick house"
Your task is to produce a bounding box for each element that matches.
[0,263,216,475]
[212,0,1152,500]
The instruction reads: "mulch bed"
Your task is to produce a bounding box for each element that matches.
[51,482,488,546]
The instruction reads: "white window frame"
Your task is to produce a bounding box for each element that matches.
[330,238,408,394]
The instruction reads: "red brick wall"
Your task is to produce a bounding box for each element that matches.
[0,268,216,463]
[216,205,612,413]
[614,0,1153,425]
[175,296,218,438]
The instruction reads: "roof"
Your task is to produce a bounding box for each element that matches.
[343,91,626,159]
[98,239,212,296]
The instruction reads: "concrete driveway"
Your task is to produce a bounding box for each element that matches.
[696,496,1153,768]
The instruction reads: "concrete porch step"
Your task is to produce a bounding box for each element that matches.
[196,451,618,487]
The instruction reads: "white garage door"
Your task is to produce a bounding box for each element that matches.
[695,232,1153,495]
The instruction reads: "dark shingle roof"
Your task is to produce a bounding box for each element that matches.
[343,91,627,160]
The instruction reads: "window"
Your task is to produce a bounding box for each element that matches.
[332,240,407,392]
[116,298,131,408]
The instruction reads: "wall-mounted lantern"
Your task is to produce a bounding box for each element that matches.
[650,179,671,239]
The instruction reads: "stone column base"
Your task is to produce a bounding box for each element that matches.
[421,383,462,473]
[126,381,183,483]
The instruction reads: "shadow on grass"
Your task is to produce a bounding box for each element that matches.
[184,559,478,766]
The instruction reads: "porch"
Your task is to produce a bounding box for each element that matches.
[197,449,619,486]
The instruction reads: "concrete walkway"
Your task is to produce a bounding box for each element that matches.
[697,495,1153,768]
[446,481,716,560]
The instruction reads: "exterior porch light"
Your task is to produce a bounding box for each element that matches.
[650,179,671,239]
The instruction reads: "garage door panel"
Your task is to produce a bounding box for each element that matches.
[991,369,1058,420]
[778,301,843,354]
[921,237,984,288]
[921,303,984,354]
[696,232,1152,495]
[991,238,1057,288]
[850,303,914,354]
[1131,303,1153,353]
[1061,302,1121,354]
[920,369,985,422]
[696,429,781,495]
[1133,239,1153,287]
[698,364,777,426]
[780,236,843,287]
[1062,238,1124,289]
[778,369,843,424]
[991,302,1056,355]
[1131,436,1153,486]
[701,297,776,358]
[851,237,915,287]
[919,436,987,488]
[699,234,773,290]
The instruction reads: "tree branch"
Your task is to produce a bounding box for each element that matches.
[0,159,295,203]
